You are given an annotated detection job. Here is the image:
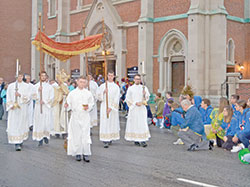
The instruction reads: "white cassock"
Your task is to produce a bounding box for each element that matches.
[89,80,98,128]
[97,81,120,142]
[67,88,94,156]
[125,84,151,142]
[28,83,35,127]
[32,82,54,141]
[6,81,30,144]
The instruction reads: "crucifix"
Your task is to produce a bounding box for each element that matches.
[102,19,109,118]
[82,24,90,90]
[38,12,44,113]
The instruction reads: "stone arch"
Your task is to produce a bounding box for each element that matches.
[89,22,114,51]
[157,29,188,95]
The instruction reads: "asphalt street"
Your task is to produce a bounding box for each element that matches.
[0,113,249,187]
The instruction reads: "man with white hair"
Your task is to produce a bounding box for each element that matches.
[178,99,214,151]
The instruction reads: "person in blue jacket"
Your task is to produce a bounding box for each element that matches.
[230,94,240,113]
[218,105,239,150]
[178,99,214,151]
[192,96,204,114]
[200,98,213,125]
[170,103,185,145]
[231,100,250,152]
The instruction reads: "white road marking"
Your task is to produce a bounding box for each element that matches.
[177,178,219,187]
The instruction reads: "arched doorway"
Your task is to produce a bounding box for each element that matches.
[86,22,116,79]
[158,29,188,96]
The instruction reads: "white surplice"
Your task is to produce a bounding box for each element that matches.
[6,81,30,144]
[32,82,54,141]
[67,88,94,156]
[125,84,151,142]
[97,81,120,142]
[28,83,35,127]
[89,80,98,128]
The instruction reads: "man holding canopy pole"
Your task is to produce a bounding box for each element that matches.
[32,71,54,146]
[97,71,120,148]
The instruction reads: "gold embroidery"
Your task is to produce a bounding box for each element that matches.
[6,101,14,108]
[125,132,150,139]
[8,132,28,142]
[100,133,120,140]
[111,102,119,110]
[126,100,133,107]
[33,131,50,139]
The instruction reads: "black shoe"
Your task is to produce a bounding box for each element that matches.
[141,142,147,148]
[15,144,21,151]
[62,134,67,139]
[55,134,60,138]
[134,142,140,146]
[83,155,90,163]
[108,141,113,145]
[43,137,49,144]
[76,155,82,161]
[209,140,214,150]
[38,140,43,146]
[104,142,109,148]
[187,144,198,151]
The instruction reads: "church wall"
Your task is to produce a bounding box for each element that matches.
[153,19,188,55]
[245,24,250,64]
[154,0,190,18]
[70,12,89,32]
[0,0,32,82]
[71,0,78,11]
[224,0,245,18]
[43,0,57,35]
[126,27,138,69]
[115,0,141,22]
[70,35,81,71]
[227,20,250,78]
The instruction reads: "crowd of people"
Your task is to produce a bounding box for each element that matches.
[1,71,250,164]
[152,89,250,163]
[1,71,151,163]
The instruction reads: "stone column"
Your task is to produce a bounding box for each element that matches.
[56,0,70,75]
[31,0,42,80]
[138,0,154,92]
[187,0,227,102]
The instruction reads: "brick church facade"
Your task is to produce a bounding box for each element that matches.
[1,0,250,101]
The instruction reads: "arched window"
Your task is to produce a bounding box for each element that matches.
[48,0,56,17]
[77,0,84,9]
[227,39,235,64]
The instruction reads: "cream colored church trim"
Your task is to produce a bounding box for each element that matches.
[157,29,188,94]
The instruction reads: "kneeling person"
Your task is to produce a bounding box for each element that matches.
[178,99,214,151]
[65,76,94,162]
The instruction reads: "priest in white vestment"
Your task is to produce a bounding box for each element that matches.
[33,71,54,146]
[50,80,69,137]
[97,71,120,148]
[88,74,98,128]
[125,74,151,147]
[25,75,35,130]
[6,74,30,151]
[65,76,94,162]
